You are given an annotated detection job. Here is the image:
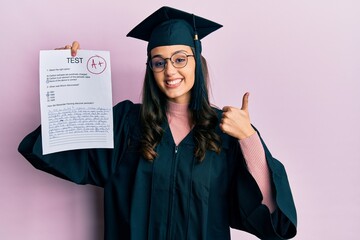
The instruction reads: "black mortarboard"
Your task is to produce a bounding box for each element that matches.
[127,6,222,110]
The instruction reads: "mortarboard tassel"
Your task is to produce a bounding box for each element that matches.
[190,15,209,110]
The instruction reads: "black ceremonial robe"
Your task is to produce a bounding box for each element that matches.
[18,100,297,240]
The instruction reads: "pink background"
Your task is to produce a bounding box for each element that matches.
[1,0,359,239]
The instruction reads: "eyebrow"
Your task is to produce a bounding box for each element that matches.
[151,50,189,58]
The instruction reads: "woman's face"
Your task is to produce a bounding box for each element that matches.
[150,45,195,104]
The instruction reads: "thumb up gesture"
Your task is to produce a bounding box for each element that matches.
[220,92,256,140]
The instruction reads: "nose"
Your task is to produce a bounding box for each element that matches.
[164,59,177,75]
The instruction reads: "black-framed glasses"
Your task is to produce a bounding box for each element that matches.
[148,52,194,73]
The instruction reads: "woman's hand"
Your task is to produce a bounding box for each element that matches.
[220,92,256,140]
[54,41,80,57]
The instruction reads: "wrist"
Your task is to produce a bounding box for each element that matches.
[237,127,256,140]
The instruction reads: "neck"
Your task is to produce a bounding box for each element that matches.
[166,100,192,145]
[167,100,189,115]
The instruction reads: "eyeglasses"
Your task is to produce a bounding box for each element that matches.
[149,52,194,73]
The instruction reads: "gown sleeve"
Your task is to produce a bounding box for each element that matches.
[229,128,297,239]
[17,100,135,187]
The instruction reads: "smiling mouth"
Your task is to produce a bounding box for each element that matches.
[165,79,182,86]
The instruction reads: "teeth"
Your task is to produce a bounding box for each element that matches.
[166,79,182,85]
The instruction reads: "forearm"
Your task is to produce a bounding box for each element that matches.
[239,132,277,212]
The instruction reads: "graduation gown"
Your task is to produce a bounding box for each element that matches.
[18,100,297,240]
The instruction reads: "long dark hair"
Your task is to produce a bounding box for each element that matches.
[140,55,221,161]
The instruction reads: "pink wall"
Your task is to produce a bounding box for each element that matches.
[1,0,359,239]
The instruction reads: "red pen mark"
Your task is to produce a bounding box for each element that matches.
[87,55,107,74]
[92,59,97,69]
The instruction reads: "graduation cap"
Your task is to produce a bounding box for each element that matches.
[127,6,222,110]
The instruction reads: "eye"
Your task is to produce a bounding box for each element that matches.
[151,58,165,68]
[173,55,186,63]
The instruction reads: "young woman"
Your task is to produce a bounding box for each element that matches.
[19,6,297,240]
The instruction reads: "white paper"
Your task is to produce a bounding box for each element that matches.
[40,50,113,154]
